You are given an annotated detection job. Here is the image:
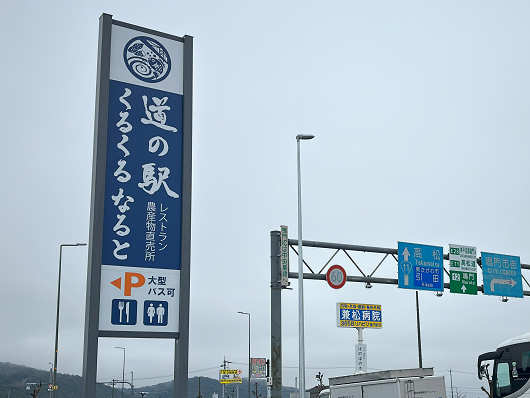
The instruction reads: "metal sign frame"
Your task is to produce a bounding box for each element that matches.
[284,237,530,295]
[82,14,192,398]
[269,231,530,398]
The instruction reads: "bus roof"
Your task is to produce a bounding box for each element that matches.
[498,333,530,349]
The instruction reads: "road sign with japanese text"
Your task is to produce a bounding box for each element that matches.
[219,369,242,384]
[84,14,192,398]
[94,23,187,334]
[398,242,444,291]
[355,343,367,373]
[251,358,267,379]
[481,252,523,298]
[449,244,477,295]
[336,303,382,328]
[280,226,289,288]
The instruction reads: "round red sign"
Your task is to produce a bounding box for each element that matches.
[326,265,347,289]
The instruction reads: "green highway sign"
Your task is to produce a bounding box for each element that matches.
[449,244,477,295]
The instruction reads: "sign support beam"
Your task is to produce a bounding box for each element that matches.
[270,231,282,398]
[82,13,112,398]
[174,33,193,398]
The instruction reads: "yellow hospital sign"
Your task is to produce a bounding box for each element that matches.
[219,369,243,384]
[337,303,382,329]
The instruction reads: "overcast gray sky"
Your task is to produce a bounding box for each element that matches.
[2,1,530,396]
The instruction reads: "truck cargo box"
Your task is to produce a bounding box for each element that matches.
[329,368,446,398]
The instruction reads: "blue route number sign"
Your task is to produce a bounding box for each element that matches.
[398,242,444,291]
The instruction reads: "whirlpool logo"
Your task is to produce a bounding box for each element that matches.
[123,36,171,83]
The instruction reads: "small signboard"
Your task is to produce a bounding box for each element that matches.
[251,358,267,379]
[398,242,444,291]
[481,252,523,298]
[219,369,242,384]
[326,265,347,289]
[280,225,289,288]
[337,303,382,328]
[449,244,477,295]
[355,343,367,373]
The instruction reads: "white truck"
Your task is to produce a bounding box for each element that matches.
[324,367,446,398]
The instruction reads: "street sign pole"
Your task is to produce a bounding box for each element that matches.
[354,328,367,373]
[82,14,111,398]
[270,231,282,398]
[336,303,381,373]
[415,291,422,369]
[175,33,194,398]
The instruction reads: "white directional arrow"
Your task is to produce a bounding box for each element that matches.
[462,285,467,293]
[403,247,410,262]
[490,278,517,292]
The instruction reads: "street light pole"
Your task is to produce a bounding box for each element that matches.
[114,346,126,398]
[52,242,86,398]
[296,134,314,398]
[237,311,251,398]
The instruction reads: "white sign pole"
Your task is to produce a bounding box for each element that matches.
[355,328,367,373]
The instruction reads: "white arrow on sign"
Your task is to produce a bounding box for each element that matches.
[490,278,516,292]
[403,247,410,262]
[462,285,467,293]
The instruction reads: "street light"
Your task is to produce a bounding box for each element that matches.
[52,242,87,398]
[114,346,126,398]
[296,133,315,397]
[237,311,251,398]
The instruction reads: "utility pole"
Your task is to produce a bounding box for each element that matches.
[197,377,202,398]
[220,357,232,398]
[111,379,115,398]
[450,369,454,398]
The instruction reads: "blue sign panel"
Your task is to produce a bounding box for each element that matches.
[481,252,522,298]
[111,299,137,325]
[101,80,183,270]
[143,300,168,326]
[398,241,444,291]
